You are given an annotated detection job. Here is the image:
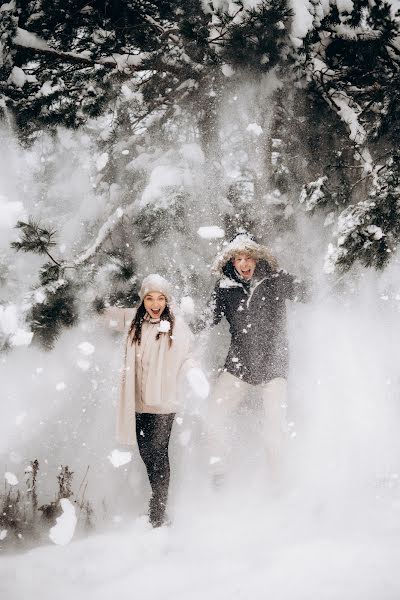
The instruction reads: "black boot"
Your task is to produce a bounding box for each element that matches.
[148,495,167,528]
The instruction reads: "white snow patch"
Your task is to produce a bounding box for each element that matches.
[180,143,205,165]
[77,359,91,371]
[4,472,18,486]
[15,412,27,426]
[0,305,18,335]
[198,226,225,239]
[7,66,26,88]
[0,195,25,230]
[10,328,33,347]
[180,296,195,316]
[108,449,132,468]
[96,153,109,172]
[14,27,52,51]
[209,456,221,465]
[139,165,183,209]
[186,367,210,399]
[78,341,95,356]
[34,289,46,303]
[365,225,384,240]
[56,382,66,391]
[246,123,263,136]
[49,499,77,546]
[178,430,192,446]
[0,530,7,541]
[221,64,234,77]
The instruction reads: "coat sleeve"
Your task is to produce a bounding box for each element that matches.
[192,283,225,333]
[101,306,136,332]
[278,271,309,303]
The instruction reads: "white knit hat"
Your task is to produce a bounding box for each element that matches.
[139,274,173,302]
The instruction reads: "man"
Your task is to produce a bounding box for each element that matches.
[197,231,307,483]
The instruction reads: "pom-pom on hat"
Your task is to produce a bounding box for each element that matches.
[139,274,173,303]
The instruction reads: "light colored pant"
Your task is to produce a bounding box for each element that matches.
[207,372,288,477]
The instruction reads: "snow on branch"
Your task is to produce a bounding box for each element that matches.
[74,207,127,266]
[13,28,151,72]
[299,176,328,211]
[307,57,366,145]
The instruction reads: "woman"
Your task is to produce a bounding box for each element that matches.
[103,273,208,527]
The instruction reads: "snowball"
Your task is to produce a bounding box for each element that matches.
[180,296,195,316]
[10,328,33,347]
[96,152,109,172]
[108,449,132,468]
[0,530,7,541]
[246,123,263,136]
[209,456,221,465]
[78,341,95,356]
[158,320,171,333]
[197,226,225,239]
[56,382,66,391]
[5,472,18,486]
[115,207,124,218]
[49,499,77,546]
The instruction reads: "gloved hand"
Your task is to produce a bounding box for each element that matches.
[186,367,210,399]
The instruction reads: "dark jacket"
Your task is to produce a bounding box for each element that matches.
[199,260,306,385]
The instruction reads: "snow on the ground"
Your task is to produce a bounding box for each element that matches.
[1,489,400,600]
[49,499,77,546]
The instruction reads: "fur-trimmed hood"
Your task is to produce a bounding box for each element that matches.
[212,232,278,274]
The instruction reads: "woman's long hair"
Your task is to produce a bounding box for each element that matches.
[128,302,175,347]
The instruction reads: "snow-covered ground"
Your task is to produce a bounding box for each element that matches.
[2,482,400,600]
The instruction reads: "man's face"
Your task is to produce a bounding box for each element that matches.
[143,293,167,319]
[232,253,257,280]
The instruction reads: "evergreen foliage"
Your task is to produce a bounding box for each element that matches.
[2,0,400,307]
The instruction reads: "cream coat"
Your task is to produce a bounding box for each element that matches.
[103,307,195,446]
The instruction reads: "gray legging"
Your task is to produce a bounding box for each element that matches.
[135,412,175,527]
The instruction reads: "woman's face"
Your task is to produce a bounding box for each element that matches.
[232,253,257,280]
[143,292,167,319]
